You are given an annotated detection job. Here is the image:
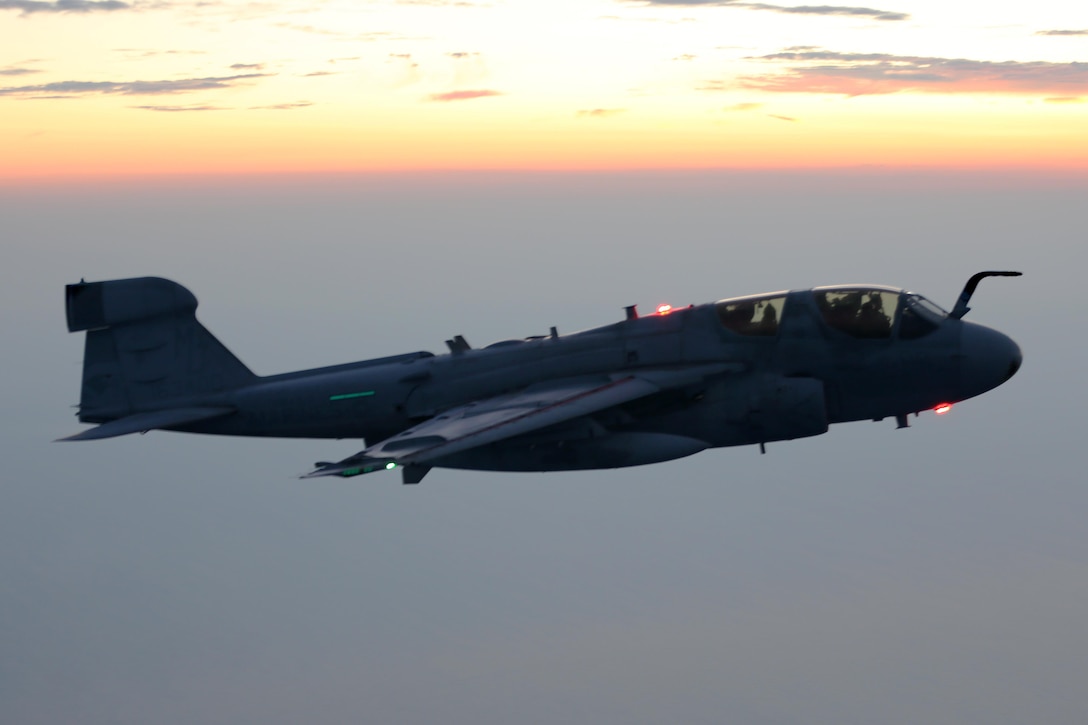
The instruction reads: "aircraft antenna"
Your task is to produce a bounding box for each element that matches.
[949,271,1022,319]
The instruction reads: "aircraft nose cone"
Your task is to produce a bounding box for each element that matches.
[960,322,1022,399]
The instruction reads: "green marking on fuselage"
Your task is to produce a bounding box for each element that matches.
[329,391,376,401]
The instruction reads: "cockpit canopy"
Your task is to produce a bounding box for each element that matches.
[716,292,788,336]
[813,286,947,339]
[715,287,948,339]
[898,292,949,339]
[814,287,898,338]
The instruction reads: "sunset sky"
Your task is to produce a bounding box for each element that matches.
[6,6,1088,724]
[3,0,1087,177]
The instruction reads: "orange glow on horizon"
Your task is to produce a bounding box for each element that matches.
[5,110,1088,181]
[4,67,1088,181]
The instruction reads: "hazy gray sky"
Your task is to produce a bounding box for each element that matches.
[2,170,1085,724]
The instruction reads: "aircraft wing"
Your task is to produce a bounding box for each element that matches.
[303,364,732,480]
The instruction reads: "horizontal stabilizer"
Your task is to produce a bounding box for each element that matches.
[58,407,235,441]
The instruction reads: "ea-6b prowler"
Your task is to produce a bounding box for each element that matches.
[61,273,1021,483]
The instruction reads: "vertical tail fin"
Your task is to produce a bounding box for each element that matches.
[66,277,255,422]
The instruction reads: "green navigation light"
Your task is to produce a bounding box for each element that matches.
[385,462,397,470]
[329,391,376,402]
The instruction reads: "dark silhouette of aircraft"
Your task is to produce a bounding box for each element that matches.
[61,272,1021,483]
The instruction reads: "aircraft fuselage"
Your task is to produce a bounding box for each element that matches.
[149,289,1016,444]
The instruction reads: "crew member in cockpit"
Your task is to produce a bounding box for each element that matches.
[757,303,777,335]
[857,293,890,337]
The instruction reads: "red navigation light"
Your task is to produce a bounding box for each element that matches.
[934,403,953,415]
[656,304,673,315]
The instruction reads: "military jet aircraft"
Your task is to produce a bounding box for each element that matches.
[61,272,1021,483]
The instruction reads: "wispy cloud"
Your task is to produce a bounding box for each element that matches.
[427,89,502,102]
[744,3,906,20]
[0,66,40,76]
[0,0,128,14]
[445,51,488,84]
[113,49,207,59]
[597,13,697,24]
[275,23,416,42]
[275,22,346,37]
[382,53,421,88]
[0,73,268,98]
[396,0,490,6]
[133,100,314,112]
[767,113,797,121]
[576,108,626,117]
[1044,96,1084,103]
[741,50,1088,96]
[1036,29,1088,37]
[723,102,762,111]
[230,63,265,71]
[133,104,227,112]
[249,101,313,110]
[620,0,908,21]
[697,80,731,92]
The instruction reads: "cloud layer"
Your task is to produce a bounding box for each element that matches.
[622,0,908,21]
[742,50,1088,95]
[576,108,626,117]
[0,0,128,13]
[427,89,502,102]
[0,73,267,98]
